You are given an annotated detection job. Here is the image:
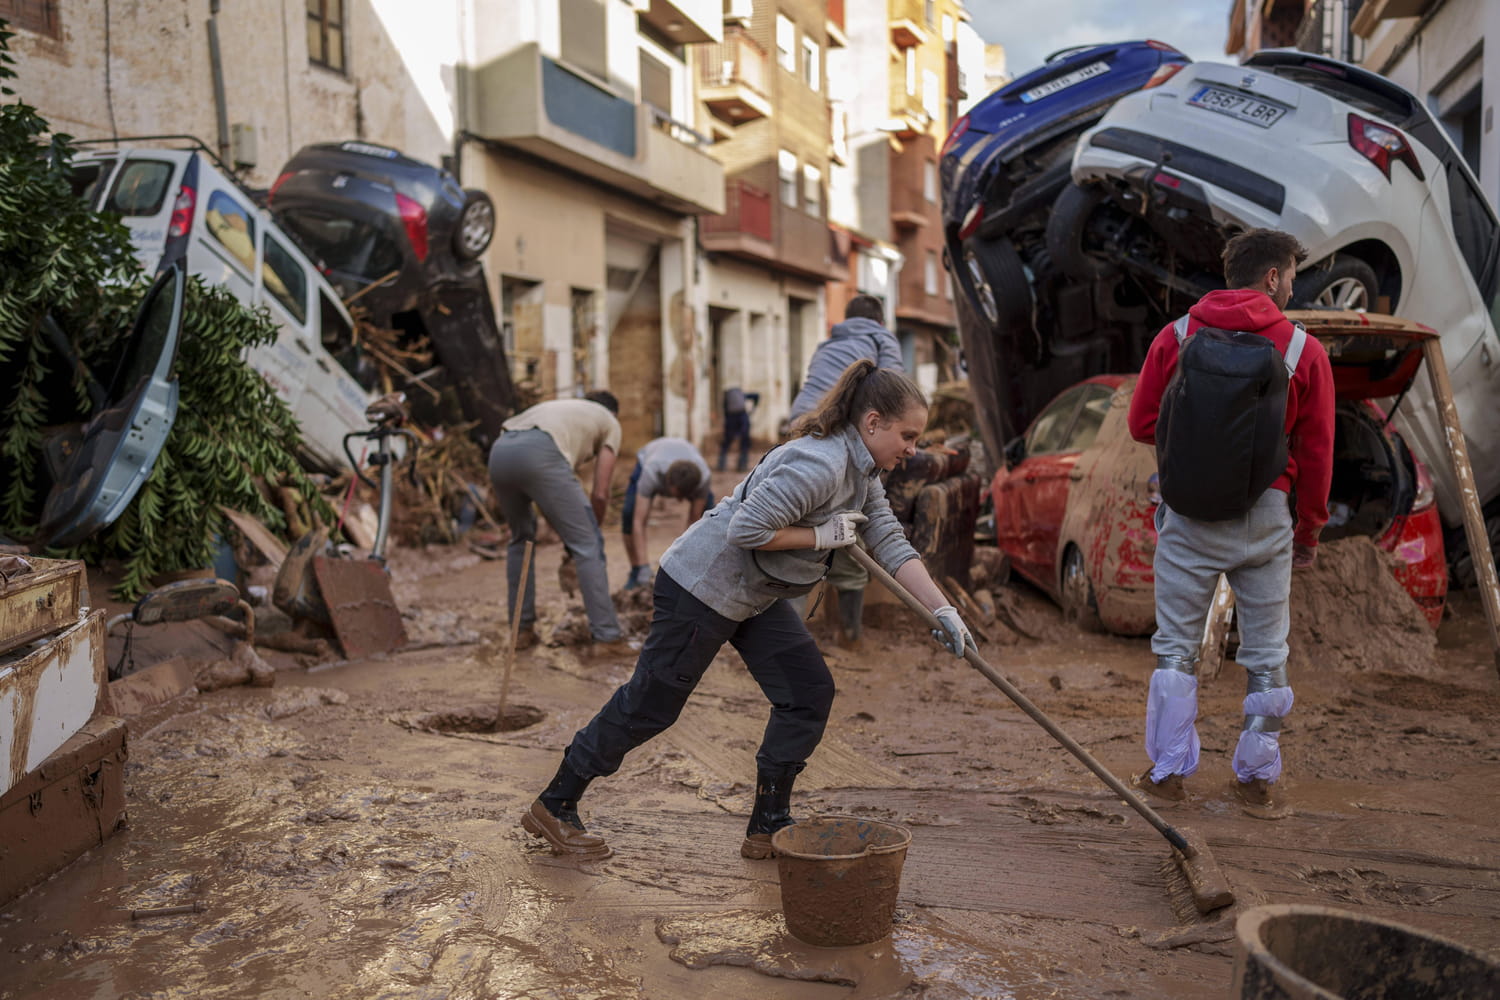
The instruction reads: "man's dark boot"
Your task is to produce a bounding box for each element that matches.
[521,757,611,858]
[836,588,865,648]
[741,766,799,859]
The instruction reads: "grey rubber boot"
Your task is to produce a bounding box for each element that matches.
[836,588,864,643]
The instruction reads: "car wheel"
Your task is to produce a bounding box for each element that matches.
[1447,496,1500,590]
[1059,545,1102,632]
[454,189,495,259]
[960,236,1033,335]
[1292,255,1378,311]
[1045,182,1124,281]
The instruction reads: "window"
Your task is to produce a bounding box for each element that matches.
[802,37,820,91]
[1444,160,1497,294]
[306,0,346,73]
[1025,385,1088,457]
[942,13,954,44]
[924,250,938,295]
[923,160,937,203]
[945,271,954,301]
[640,51,672,114]
[905,47,916,96]
[104,160,173,217]
[776,14,796,72]
[923,69,940,119]
[561,0,609,82]
[924,0,935,27]
[1063,386,1114,453]
[204,190,256,273]
[724,0,752,24]
[1,0,60,38]
[778,149,798,208]
[802,164,821,215]
[263,235,308,324]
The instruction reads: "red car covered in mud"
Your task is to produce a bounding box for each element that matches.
[989,312,1448,635]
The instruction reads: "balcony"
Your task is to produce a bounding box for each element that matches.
[888,93,933,140]
[461,43,724,215]
[891,0,932,48]
[700,179,774,258]
[698,28,772,125]
[633,0,722,45]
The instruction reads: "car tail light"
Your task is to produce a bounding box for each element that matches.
[167,183,197,238]
[1413,461,1435,511]
[1347,113,1425,182]
[958,202,984,240]
[395,192,429,261]
[268,171,293,203]
[941,113,970,158]
[1142,62,1186,89]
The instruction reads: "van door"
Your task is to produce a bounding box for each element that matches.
[93,151,180,272]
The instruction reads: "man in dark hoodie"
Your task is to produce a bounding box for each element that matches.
[786,295,904,647]
[1127,228,1335,814]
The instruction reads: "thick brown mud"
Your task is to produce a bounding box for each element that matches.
[3,478,1499,998]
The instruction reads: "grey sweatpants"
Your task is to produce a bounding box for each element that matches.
[488,428,622,642]
[1148,488,1296,783]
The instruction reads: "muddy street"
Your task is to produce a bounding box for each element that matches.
[4,511,1500,999]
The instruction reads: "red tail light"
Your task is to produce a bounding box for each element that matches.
[941,113,971,157]
[395,192,429,261]
[167,184,197,238]
[268,171,293,203]
[1142,62,1186,89]
[1347,113,1425,182]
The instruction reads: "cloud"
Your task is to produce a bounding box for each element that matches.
[969,0,1233,81]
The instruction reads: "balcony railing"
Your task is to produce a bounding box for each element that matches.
[699,27,769,98]
[701,179,773,243]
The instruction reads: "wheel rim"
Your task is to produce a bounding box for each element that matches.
[965,248,1000,326]
[460,200,495,255]
[1061,550,1089,619]
[1315,276,1370,310]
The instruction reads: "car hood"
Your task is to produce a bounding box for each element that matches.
[1285,309,1433,400]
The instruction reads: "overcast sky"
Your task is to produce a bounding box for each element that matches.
[968,0,1235,80]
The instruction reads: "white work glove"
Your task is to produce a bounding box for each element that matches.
[812,510,868,550]
[931,605,974,658]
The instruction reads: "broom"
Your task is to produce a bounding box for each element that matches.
[847,544,1234,914]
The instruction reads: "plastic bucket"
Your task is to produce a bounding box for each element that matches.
[771,815,911,947]
[1234,903,1500,999]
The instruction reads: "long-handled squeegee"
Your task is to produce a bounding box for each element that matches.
[847,544,1234,914]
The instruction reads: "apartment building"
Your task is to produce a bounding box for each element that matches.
[690,0,838,444]
[6,0,726,448]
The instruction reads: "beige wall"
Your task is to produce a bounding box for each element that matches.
[9,0,453,187]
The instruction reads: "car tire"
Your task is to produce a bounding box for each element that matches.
[1045,182,1123,281]
[960,236,1033,338]
[454,189,496,260]
[1291,255,1378,311]
[1059,545,1102,632]
[1447,495,1500,590]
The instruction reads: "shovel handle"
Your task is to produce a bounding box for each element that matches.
[846,545,1190,854]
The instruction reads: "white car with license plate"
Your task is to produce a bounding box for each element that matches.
[1064,50,1500,563]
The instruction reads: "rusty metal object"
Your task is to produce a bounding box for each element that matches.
[311,556,407,659]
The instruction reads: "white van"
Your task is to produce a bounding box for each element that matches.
[70,143,374,472]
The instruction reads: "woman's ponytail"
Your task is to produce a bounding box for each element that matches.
[792,360,924,439]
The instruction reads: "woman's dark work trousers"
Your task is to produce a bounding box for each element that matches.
[565,570,834,780]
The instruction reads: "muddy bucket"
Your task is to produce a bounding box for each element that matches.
[771,815,911,947]
[1234,903,1500,999]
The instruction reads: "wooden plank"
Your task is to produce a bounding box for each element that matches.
[1421,339,1500,673]
[220,506,290,565]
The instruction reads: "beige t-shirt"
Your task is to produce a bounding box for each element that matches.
[502,399,621,470]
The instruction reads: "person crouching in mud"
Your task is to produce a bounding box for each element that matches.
[521,360,975,860]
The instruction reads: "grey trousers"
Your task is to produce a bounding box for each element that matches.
[488,428,622,641]
[1151,489,1293,673]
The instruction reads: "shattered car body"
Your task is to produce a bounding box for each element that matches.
[269,141,516,443]
[989,312,1447,635]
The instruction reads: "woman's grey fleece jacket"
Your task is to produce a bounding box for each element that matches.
[658,424,918,621]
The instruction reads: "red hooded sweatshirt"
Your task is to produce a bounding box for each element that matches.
[1128,289,1336,548]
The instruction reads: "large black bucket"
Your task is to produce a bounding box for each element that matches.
[1235,903,1500,999]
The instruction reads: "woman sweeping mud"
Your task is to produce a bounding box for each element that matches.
[521,361,974,860]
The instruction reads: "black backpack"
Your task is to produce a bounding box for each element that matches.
[1155,314,1307,521]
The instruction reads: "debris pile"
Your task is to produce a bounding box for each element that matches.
[1289,535,1437,674]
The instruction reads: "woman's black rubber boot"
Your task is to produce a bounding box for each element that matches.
[521,757,611,858]
[740,766,799,859]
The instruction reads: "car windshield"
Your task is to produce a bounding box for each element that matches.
[278,209,402,281]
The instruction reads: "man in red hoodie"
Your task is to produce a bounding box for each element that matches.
[1127,229,1335,812]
